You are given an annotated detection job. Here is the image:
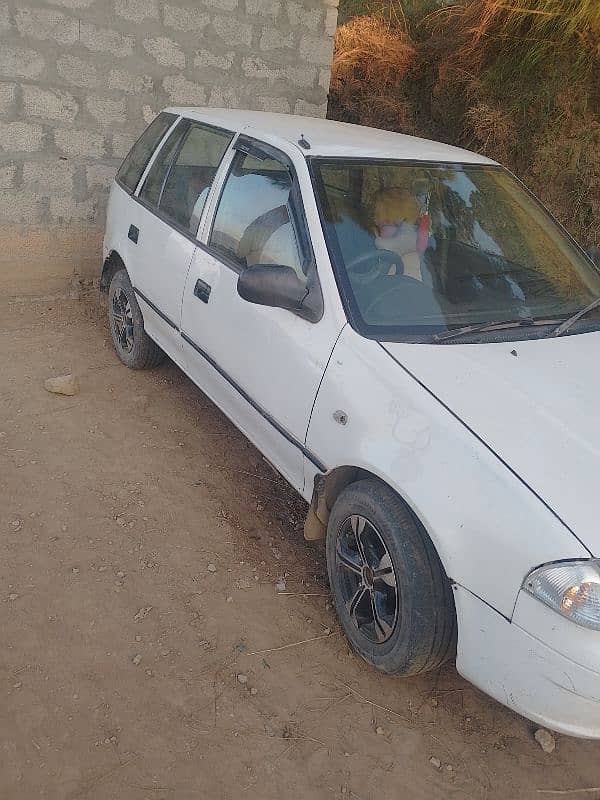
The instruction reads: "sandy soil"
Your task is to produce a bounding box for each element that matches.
[1,296,599,800]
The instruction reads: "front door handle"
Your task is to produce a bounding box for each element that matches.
[194,278,211,303]
[128,224,139,244]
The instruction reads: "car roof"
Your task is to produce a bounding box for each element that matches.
[165,107,497,166]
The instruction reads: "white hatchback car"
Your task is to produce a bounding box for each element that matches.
[101,108,600,738]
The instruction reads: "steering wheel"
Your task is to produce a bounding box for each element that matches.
[346,249,403,286]
[364,275,436,321]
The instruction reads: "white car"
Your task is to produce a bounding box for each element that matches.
[101,108,600,738]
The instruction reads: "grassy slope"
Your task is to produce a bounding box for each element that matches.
[330,0,600,248]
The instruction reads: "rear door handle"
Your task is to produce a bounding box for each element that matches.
[194,278,211,303]
[128,224,139,244]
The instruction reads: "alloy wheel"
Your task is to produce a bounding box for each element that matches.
[335,514,399,643]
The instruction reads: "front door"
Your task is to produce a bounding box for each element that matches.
[180,139,341,492]
[127,119,234,358]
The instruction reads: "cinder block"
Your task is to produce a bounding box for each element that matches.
[47,0,95,7]
[256,96,290,113]
[23,85,79,122]
[213,16,252,47]
[163,4,209,31]
[0,190,41,223]
[194,50,235,71]
[0,4,9,31]
[285,0,322,30]
[112,131,138,158]
[0,46,45,79]
[294,98,328,117]
[325,5,338,35]
[86,163,116,190]
[115,0,159,22]
[203,0,237,9]
[23,159,75,194]
[246,0,280,17]
[242,56,277,82]
[283,64,317,88]
[57,55,99,88]
[208,86,239,108]
[54,128,105,159]
[86,95,127,126]
[50,195,96,223]
[80,22,135,57]
[162,75,206,105]
[0,120,44,152]
[15,8,79,46]
[260,27,293,50]
[299,34,334,65]
[0,162,16,188]
[108,68,153,95]
[0,83,16,115]
[143,36,185,68]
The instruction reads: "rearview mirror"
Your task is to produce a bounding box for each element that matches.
[237,264,322,322]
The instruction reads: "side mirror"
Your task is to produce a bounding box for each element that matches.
[586,247,600,270]
[237,264,322,322]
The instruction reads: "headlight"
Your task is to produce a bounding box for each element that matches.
[523,560,600,630]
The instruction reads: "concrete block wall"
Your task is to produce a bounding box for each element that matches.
[0,0,338,295]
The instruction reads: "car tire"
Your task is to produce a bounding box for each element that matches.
[108,269,165,370]
[326,478,456,675]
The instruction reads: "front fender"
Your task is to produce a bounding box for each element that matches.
[305,326,587,618]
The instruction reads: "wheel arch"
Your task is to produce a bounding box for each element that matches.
[99,250,128,306]
[305,465,445,562]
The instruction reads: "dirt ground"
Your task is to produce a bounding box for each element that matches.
[1,296,599,800]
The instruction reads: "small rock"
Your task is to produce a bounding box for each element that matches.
[237,673,248,684]
[446,764,454,772]
[376,726,385,736]
[116,517,127,527]
[431,698,439,707]
[132,654,142,666]
[535,728,556,754]
[133,606,153,622]
[430,757,441,769]
[10,519,23,532]
[116,571,125,578]
[226,596,233,603]
[145,669,153,676]
[207,563,217,573]
[250,687,258,696]
[44,373,79,396]
[8,593,18,602]
[13,681,22,689]
[275,578,286,592]
[72,567,79,575]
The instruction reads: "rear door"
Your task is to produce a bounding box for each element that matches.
[180,137,343,492]
[125,118,234,358]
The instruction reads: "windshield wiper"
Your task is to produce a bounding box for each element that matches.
[433,318,559,343]
[551,297,600,337]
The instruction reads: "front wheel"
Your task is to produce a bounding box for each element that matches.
[326,478,456,675]
[108,269,164,370]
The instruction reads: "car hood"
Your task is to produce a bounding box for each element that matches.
[381,332,600,555]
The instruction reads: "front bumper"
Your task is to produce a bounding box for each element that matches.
[454,585,600,738]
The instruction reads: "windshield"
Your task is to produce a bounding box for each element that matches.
[311,159,600,341]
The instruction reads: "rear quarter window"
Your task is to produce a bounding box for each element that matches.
[116,112,177,194]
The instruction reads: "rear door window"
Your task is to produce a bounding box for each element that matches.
[116,111,176,193]
[158,123,233,235]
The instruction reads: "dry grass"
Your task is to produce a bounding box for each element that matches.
[329,0,600,248]
[329,15,416,131]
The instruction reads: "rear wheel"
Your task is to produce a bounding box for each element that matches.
[108,269,164,370]
[326,478,456,675]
